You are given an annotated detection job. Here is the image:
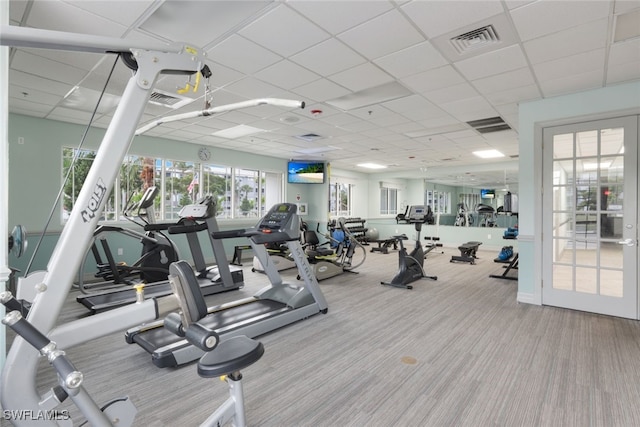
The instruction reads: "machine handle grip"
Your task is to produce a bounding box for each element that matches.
[168,222,208,234]
[211,229,247,239]
[2,310,50,351]
[0,291,27,314]
[144,223,172,231]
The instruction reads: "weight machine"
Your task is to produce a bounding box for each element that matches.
[0,24,304,426]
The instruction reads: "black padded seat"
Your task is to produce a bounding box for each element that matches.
[198,336,264,378]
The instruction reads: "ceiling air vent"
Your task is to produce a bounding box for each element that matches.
[450,25,500,54]
[467,116,511,134]
[295,133,323,143]
[148,89,194,109]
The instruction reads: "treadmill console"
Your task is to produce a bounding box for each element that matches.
[178,195,216,219]
[255,203,300,241]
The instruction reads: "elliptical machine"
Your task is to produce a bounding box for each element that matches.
[381,206,438,290]
[79,186,178,292]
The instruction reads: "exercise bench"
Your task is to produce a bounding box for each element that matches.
[450,241,482,265]
[370,237,400,254]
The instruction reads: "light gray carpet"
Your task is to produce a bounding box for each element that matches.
[5,246,640,426]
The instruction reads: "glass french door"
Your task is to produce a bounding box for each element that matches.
[542,116,639,319]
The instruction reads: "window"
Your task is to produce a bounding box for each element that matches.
[426,190,451,214]
[62,147,283,223]
[201,164,232,218]
[63,147,115,221]
[163,159,198,221]
[329,181,352,217]
[380,186,398,215]
[235,168,259,218]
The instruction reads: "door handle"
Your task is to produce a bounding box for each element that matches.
[617,238,636,247]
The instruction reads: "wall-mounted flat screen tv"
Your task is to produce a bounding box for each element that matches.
[481,189,496,199]
[287,161,326,184]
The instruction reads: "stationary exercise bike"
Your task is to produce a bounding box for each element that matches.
[381,206,437,290]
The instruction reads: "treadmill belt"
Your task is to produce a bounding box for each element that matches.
[77,268,243,314]
[132,299,286,354]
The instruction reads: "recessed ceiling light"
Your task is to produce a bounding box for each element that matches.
[473,149,505,159]
[357,163,387,169]
[212,125,265,139]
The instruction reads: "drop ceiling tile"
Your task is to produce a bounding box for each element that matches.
[483,84,541,106]
[27,0,128,37]
[207,35,282,74]
[510,0,611,41]
[11,50,87,85]
[65,0,157,27]
[288,0,393,35]
[328,63,393,92]
[290,38,366,76]
[439,96,497,122]
[223,77,283,100]
[18,48,105,72]
[382,94,440,114]
[374,41,448,78]
[539,70,604,97]
[607,61,640,84]
[7,97,54,115]
[402,0,504,38]
[455,44,528,81]
[401,65,466,94]
[533,49,606,82]
[47,107,95,123]
[141,1,273,48]
[291,79,351,103]
[338,10,424,60]
[609,38,640,65]
[471,67,536,94]
[365,113,411,128]
[423,82,480,105]
[524,18,608,65]
[255,60,320,90]
[239,4,329,57]
[9,70,72,97]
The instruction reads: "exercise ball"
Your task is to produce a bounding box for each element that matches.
[366,228,379,241]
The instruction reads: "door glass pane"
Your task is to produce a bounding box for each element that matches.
[600,127,624,155]
[576,175,598,212]
[600,269,623,297]
[576,246,597,266]
[552,264,573,290]
[601,213,623,239]
[576,267,597,294]
[553,133,574,158]
[553,238,573,263]
[600,241,623,268]
[553,159,574,184]
[576,130,598,157]
[553,212,573,238]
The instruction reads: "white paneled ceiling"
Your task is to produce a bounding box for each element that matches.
[4,0,640,189]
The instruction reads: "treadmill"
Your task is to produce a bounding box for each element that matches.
[125,202,329,368]
[76,197,243,314]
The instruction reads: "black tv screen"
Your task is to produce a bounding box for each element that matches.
[481,189,495,199]
[287,161,326,184]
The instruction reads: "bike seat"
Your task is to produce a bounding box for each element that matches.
[198,336,264,378]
